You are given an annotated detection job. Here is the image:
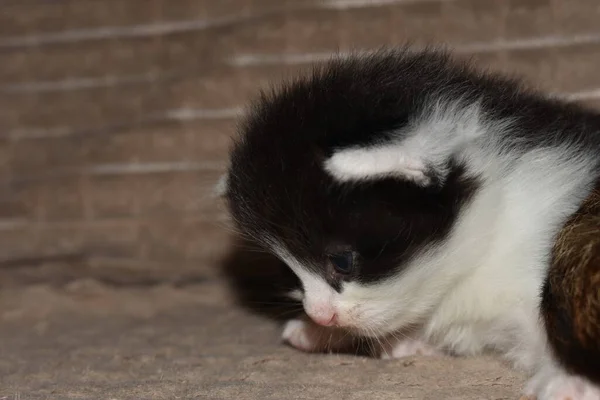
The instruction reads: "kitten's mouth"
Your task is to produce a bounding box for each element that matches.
[305,314,369,335]
[303,311,391,338]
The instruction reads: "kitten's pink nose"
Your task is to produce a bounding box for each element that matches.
[307,307,338,327]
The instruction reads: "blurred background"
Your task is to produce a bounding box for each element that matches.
[2,0,600,288]
[2,1,600,398]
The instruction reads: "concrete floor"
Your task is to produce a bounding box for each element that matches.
[0,279,526,400]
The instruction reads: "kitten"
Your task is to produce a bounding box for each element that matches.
[222,48,600,400]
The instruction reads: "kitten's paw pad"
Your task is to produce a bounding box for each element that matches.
[525,371,600,400]
[380,338,440,360]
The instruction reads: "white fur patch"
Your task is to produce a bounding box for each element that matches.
[324,145,431,185]
[525,364,600,400]
[281,319,320,352]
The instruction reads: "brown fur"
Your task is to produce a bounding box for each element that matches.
[543,183,600,383]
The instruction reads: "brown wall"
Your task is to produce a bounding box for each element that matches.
[1,0,600,285]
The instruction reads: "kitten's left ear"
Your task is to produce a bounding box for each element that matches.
[324,144,448,187]
[212,172,229,197]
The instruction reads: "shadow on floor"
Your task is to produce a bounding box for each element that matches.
[218,236,304,322]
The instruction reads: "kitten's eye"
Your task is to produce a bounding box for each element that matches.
[328,252,354,274]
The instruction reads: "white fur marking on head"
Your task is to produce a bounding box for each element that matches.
[324,146,431,185]
[323,101,491,186]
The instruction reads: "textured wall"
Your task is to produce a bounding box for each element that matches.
[1,0,600,285]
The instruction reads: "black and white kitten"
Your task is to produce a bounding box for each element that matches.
[221,48,600,400]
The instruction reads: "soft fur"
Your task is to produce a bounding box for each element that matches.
[543,183,600,385]
[223,48,600,400]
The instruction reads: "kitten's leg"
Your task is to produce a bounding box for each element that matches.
[524,365,600,400]
[281,318,355,353]
[379,335,442,359]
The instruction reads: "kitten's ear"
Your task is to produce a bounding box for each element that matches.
[212,172,229,197]
[324,144,447,187]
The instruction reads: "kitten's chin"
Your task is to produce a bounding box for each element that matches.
[344,323,395,339]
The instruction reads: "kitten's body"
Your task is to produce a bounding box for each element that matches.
[224,48,600,399]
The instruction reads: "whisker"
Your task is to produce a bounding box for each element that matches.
[365,327,377,357]
[243,300,303,306]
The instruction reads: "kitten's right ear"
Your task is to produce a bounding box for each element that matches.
[212,172,229,198]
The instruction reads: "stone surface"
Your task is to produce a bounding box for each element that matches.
[0,280,525,400]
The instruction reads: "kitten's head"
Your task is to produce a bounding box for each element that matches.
[224,50,479,336]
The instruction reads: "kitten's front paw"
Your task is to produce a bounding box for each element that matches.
[281,318,353,353]
[524,367,600,400]
[282,319,320,352]
[379,337,441,360]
